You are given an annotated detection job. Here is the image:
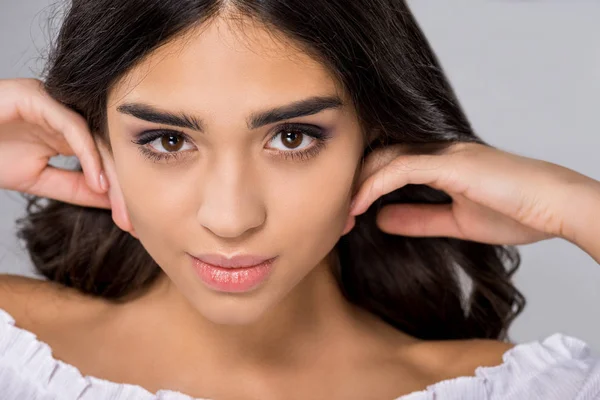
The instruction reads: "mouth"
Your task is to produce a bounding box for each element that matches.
[189,254,277,293]
[191,253,277,268]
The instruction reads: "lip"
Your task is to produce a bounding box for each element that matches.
[190,254,277,293]
[192,253,276,268]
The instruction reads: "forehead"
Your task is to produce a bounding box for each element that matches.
[108,16,343,107]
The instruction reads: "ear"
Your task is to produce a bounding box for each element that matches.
[95,139,138,239]
[342,214,355,236]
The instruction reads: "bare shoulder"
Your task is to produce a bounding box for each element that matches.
[0,273,110,331]
[0,274,134,378]
[403,337,517,382]
[443,338,516,372]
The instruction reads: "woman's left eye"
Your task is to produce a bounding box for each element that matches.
[266,123,332,161]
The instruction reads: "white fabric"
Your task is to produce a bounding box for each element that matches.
[0,307,599,400]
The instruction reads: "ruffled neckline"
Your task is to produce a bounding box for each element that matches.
[0,307,591,400]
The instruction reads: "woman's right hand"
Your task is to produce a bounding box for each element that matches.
[0,78,110,208]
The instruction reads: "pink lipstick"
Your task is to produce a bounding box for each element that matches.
[190,254,276,293]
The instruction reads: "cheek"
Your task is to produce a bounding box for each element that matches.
[116,160,196,240]
[267,158,356,255]
[118,170,198,271]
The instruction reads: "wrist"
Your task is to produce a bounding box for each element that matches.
[562,178,600,264]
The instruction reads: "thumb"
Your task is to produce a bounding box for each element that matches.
[376,203,463,238]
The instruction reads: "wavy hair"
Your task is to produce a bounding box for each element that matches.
[16,0,525,341]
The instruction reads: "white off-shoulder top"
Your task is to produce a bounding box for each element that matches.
[0,308,599,400]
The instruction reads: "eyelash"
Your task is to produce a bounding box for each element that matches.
[131,123,332,163]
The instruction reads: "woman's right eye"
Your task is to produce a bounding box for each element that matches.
[146,133,195,153]
[131,130,195,163]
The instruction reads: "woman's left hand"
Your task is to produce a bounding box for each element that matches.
[349,142,600,247]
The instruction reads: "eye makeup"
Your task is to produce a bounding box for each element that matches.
[130,122,333,164]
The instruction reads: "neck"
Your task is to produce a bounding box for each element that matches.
[122,252,401,370]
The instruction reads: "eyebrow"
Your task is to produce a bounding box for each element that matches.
[116,95,344,132]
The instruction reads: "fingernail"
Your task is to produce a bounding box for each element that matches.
[99,171,109,191]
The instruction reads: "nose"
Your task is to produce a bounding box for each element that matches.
[196,156,265,239]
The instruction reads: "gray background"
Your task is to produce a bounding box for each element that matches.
[1,1,599,350]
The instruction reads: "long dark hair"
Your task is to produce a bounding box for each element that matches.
[16,0,525,341]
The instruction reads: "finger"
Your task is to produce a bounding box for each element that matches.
[356,142,454,190]
[40,96,106,194]
[21,87,106,194]
[356,145,401,188]
[351,153,452,215]
[376,203,465,239]
[26,167,111,209]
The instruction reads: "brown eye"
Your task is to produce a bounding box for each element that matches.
[281,130,303,149]
[265,123,330,162]
[161,135,184,152]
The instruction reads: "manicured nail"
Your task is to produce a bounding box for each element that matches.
[99,171,109,191]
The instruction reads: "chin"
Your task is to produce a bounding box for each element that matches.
[189,292,279,326]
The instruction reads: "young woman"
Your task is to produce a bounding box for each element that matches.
[0,1,599,399]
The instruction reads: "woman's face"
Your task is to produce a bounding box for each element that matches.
[102,16,365,325]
